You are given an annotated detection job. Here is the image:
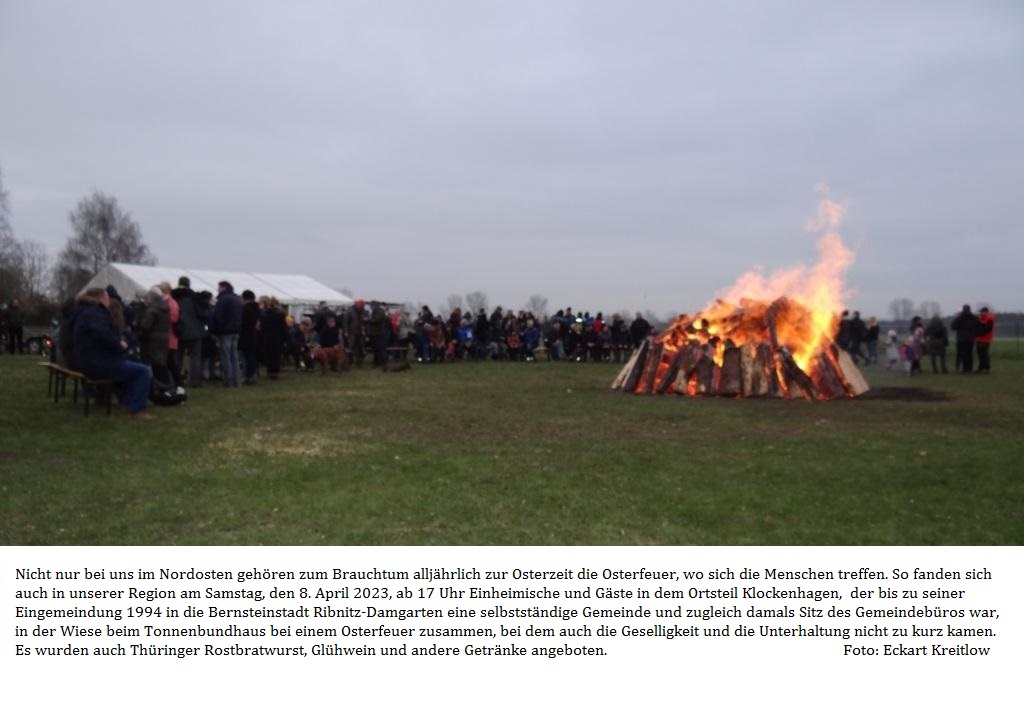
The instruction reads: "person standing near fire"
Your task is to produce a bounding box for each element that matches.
[976,307,995,373]
[629,312,651,348]
[864,316,880,365]
[951,304,979,373]
[924,315,949,373]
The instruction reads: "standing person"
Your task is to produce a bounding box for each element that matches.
[629,312,651,348]
[950,305,979,373]
[172,276,205,388]
[976,307,995,374]
[70,288,154,419]
[924,315,949,374]
[312,301,335,337]
[5,298,24,353]
[238,290,260,384]
[885,329,900,370]
[367,300,388,367]
[836,311,851,353]
[864,316,880,365]
[196,291,218,382]
[260,297,289,380]
[159,282,184,393]
[210,281,243,387]
[139,289,171,386]
[848,311,867,364]
[345,299,366,368]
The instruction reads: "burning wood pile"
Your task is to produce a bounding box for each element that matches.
[614,186,869,400]
[612,297,869,400]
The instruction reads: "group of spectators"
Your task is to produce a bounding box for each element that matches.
[836,310,881,365]
[885,305,996,376]
[405,307,655,363]
[49,286,664,419]
[30,283,1003,420]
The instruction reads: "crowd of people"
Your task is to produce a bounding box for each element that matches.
[882,305,996,376]
[403,306,654,364]
[44,281,668,419]
[8,283,1000,420]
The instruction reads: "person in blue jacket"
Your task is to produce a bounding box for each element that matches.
[210,281,243,387]
[70,288,154,419]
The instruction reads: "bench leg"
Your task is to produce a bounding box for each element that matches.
[84,383,90,417]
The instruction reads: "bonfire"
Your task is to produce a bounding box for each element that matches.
[613,187,869,400]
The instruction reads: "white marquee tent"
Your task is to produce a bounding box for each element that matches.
[83,263,353,315]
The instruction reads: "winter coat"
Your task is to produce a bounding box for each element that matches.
[629,317,651,346]
[165,294,180,351]
[976,312,995,344]
[5,304,24,328]
[522,325,540,350]
[260,307,289,356]
[70,298,126,379]
[239,301,261,352]
[951,311,979,343]
[139,298,170,366]
[211,289,242,335]
[924,318,948,354]
[171,287,205,342]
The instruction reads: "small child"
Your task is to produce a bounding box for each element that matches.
[885,330,900,370]
[900,328,925,376]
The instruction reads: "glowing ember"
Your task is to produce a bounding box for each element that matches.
[613,186,868,400]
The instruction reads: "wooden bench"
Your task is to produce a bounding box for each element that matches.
[386,345,410,361]
[41,362,115,416]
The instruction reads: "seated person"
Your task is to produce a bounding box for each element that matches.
[71,288,154,419]
[521,318,540,361]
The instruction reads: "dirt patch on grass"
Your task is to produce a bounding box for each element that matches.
[856,387,951,402]
[208,427,367,459]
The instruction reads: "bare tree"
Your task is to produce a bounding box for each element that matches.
[465,290,489,314]
[917,300,942,319]
[0,165,54,303]
[888,297,915,323]
[0,165,31,300]
[0,163,11,239]
[525,294,548,318]
[53,191,155,299]
[442,293,464,317]
[18,240,49,300]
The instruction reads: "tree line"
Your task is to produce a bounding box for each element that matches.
[0,163,154,320]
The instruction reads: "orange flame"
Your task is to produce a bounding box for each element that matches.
[657,185,855,378]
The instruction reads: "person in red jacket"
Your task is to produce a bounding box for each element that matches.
[976,307,995,373]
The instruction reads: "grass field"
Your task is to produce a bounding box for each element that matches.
[2,342,1022,546]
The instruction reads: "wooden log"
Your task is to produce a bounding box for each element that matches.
[655,346,685,394]
[671,342,704,395]
[637,342,665,394]
[764,297,792,350]
[740,343,758,396]
[620,340,649,393]
[611,346,642,390]
[813,351,848,399]
[694,354,716,395]
[777,348,817,400]
[740,342,770,396]
[835,348,870,396]
[759,342,782,397]
[718,345,742,396]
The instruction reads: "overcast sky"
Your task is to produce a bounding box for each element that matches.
[1,1,1021,316]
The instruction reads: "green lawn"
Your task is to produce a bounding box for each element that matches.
[2,342,1022,546]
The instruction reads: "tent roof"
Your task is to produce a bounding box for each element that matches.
[85,263,353,307]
